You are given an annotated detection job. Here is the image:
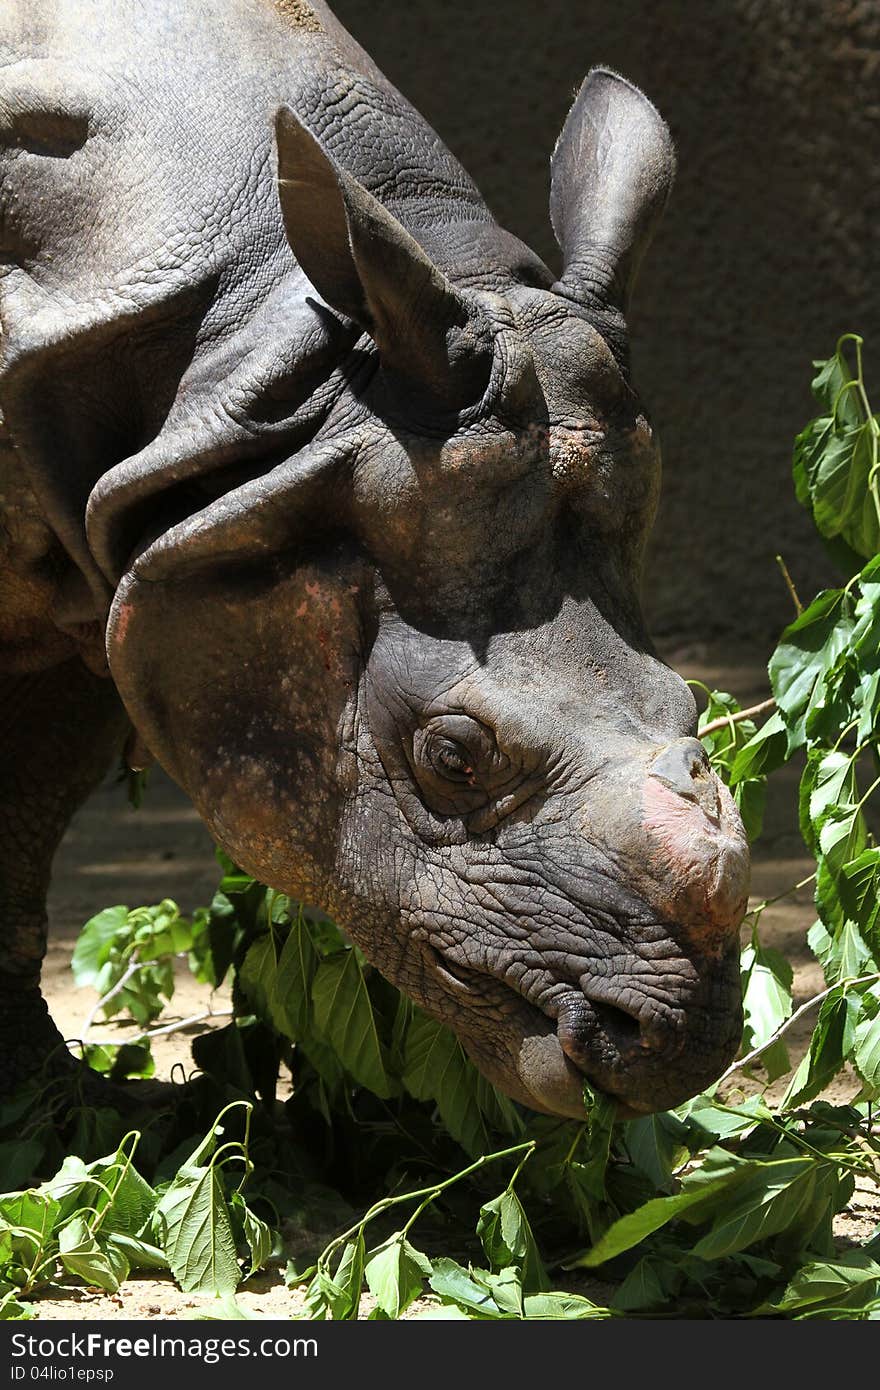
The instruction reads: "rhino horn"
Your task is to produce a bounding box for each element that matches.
[550,68,675,343]
[275,106,493,411]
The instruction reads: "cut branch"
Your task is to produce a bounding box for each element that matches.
[83,1008,233,1048]
[78,955,143,1044]
[716,971,880,1085]
[700,697,776,737]
[776,553,803,616]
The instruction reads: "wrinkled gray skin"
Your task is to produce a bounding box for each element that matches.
[0,0,749,1118]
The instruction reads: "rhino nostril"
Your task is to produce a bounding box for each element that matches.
[591,1000,642,1052]
[649,737,718,815]
[558,993,679,1070]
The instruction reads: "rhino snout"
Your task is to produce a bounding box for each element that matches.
[500,935,744,1120]
[448,740,750,1120]
[641,737,750,951]
[552,946,743,1115]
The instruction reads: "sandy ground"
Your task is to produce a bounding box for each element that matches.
[22,647,879,1318]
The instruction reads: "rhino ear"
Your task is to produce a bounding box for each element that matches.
[550,69,675,323]
[275,106,493,409]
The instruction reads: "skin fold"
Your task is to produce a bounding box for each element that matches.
[0,0,748,1116]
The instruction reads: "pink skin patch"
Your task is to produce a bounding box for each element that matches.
[110,599,133,645]
[641,775,749,948]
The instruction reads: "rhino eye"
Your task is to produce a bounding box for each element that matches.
[428,737,473,781]
[412,715,494,791]
[7,108,89,159]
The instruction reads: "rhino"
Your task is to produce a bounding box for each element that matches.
[0,0,748,1120]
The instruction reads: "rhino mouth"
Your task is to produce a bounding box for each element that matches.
[426,941,741,1120]
[427,946,623,1116]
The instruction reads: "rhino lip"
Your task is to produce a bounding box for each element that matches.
[428,945,658,1056]
[428,947,483,996]
[426,946,634,1100]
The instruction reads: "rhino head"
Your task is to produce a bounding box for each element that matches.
[0,1,747,1117]
[104,75,746,1119]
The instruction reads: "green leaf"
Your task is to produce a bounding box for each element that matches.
[428,1258,507,1318]
[819,803,868,882]
[851,571,880,676]
[239,915,321,1044]
[740,943,793,1078]
[697,692,771,842]
[773,1251,880,1315]
[275,910,319,1039]
[571,1089,617,1234]
[853,998,880,1094]
[623,1112,689,1194]
[0,1191,61,1269]
[795,413,880,561]
[840,850,880,956]
[0,1142,43,1193]
[769,589,854,752]
[325,1234,366,1320]
[71,906,129,987]
[781,988,861,1105]
[734,776,767,844]
[190,1293,263,1320]
[679,1092,771,1142]
[698,690,753,772]
[230,1192,272,1278]
[196,891,245,988]
[82,1041,156,1081]
[402,1012,494,1156]
[302,1271,333,1320]
[477,1189,548,1292]
[821,919,874,985]
[364,1233,432,1318]
[311,950,393,1097]
[473,1074,525,1138]
[522,1292,610,1319]
[87,1148,156,1237]
[0,1292,34,1320]
[855,668,880,743]
[479,1267,524,1317]
[154,1166,240,1296]
[612,1255,682,1312]
[690,1159,819,1260]
[808,346,861,423]
[38,1155,93,1211]
[103,1233,167,1272]
[570,1148,749,1267]
[427,1260,525,1319]
[729,710,788,782]
[799,748,856,855]
[59,1216,127,1293]
[239,935,279,1032]
[132,900,192,961]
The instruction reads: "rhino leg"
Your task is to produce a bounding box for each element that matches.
[0,659,129,1095]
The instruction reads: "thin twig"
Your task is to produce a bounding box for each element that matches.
[815,1125,880,1170]
[84,1008,233,1048]
[317,1140,535,1274]
[744,871,817,922]
[776,554,803,616]
[79,955,143,1044]
[716,972,880,1084]
[700,697,776,737]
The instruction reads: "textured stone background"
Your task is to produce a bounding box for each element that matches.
[330,0,879,656]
